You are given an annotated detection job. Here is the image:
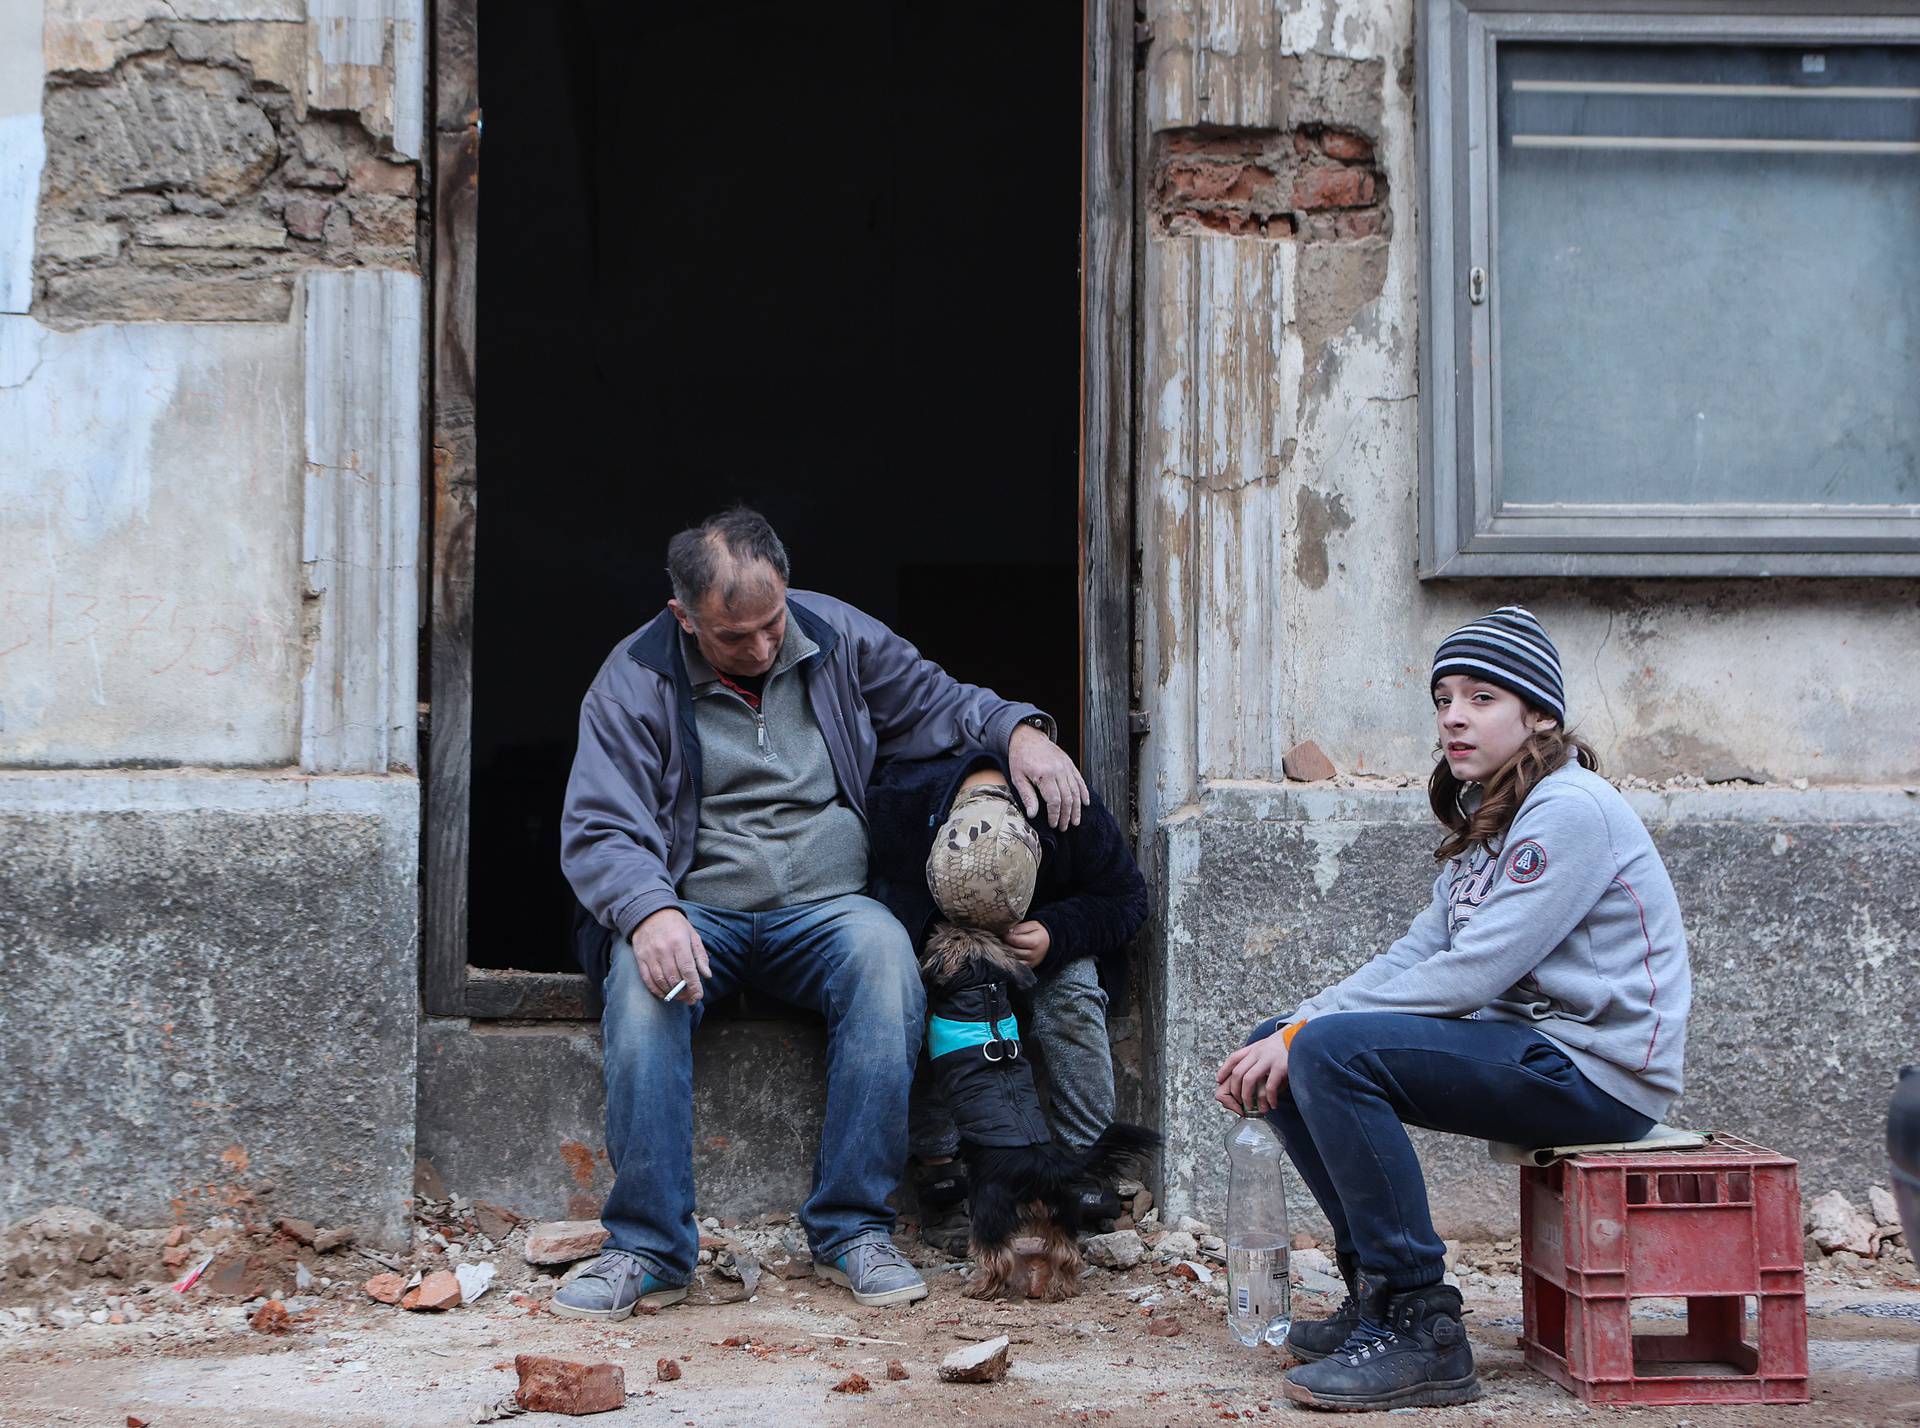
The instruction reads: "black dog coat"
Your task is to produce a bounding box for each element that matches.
[927,965,1052,1149]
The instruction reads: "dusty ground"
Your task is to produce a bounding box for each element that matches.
[2,1230,1917,1428]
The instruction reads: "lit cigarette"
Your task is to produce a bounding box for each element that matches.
[663,979,688,1003]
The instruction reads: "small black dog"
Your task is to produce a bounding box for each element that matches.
[922,921,1160,1299]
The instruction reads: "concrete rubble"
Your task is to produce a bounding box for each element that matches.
[0,1176,1914,1424]
[522,1221,609,1266]
[1083,1229,1144,1269]
[1868,1185,1901,1229]
[1809,1189,1883,1257]
[938,1334,1010,1383]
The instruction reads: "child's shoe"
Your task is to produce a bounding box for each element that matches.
[913,1159,973,1256]
[1283,1250,1360,1363]
[1282,1281,1481,1411]
[1070,1177,1123,1230]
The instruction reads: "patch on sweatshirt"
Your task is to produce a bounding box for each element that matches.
[1505,840,1548,884]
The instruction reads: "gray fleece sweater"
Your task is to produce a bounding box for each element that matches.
[1288,762,1691,1122]
[679,623,868,911]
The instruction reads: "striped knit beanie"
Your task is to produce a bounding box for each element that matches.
[1431,605,1566,725]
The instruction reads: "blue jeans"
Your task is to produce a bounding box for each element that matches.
[599,893,925,1284]
[1248,1011,1653,1292]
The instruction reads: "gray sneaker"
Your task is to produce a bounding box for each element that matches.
[550,1250,688,1321]
[816,1237,929,1308]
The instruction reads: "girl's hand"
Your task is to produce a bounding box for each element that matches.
[1003,921,1050,968]
[1214,1034,1291,1114]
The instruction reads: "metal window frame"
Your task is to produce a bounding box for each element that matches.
[1418,0,1920,577]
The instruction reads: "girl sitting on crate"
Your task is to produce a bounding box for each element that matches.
[1215,606,1692,1412]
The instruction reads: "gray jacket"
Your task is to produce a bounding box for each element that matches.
[1289,761,1691,1122]
[561,591,1047,984]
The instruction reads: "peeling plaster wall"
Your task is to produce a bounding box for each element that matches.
[34,7,422,325]
[1136,0,1920,1232]
[0,314,303,765]
[0,0,44,311]
[0,0,424,1240]
[1154,784,1920,1237]
[1138,0,1920,798]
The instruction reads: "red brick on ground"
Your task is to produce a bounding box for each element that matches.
[473,1200,522,1241]
[400,1270,462,1311]
[363,1273,405,1305]
[249,1301,290,1334]
[1282,739,1337,782]
[523,1219,609,1265]
[514,1355,626,1414]
[655,1357,681,1382]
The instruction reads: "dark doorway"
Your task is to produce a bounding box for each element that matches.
[471,2,1084,973]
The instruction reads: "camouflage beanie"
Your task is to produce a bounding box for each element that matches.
[925,782,1041,933]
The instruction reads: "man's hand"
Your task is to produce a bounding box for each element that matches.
[1008,722,1090,831]
[1215,1033,1291,1115]
[1003,920,1051,969]
[630,907,712,1003]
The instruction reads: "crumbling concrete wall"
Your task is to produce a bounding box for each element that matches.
[35,10,419,323]
[416,1018,832,1226]
[1135,0,1920,1232]
[0,0,424,1249]
[0,772,419,1245]
[1153,784,1920,1236]
[0,316,304,764]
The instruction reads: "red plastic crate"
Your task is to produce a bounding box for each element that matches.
[1519,1133,1809,1405]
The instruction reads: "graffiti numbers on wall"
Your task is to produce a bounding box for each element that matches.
[0,589,289,678]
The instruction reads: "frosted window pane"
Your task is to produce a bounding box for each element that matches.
[1496,42,1920,508]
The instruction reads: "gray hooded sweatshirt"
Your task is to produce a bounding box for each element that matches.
[1287,761,1690,1122]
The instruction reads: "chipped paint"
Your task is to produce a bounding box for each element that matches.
[0,313,303,765]
[0,0,45,313]
[305,0,424,159]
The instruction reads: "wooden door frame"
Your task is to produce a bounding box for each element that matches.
[1080,0,1137,819]
[423,0,1138,1019]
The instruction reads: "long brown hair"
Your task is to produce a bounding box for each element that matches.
[1429,724,1601,864]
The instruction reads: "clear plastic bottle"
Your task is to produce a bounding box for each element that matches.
[1224,1112,1292,1348]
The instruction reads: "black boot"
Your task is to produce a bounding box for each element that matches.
[1283,1280,1481,1412]
[913,1160,972,1257]
[1070,1177,1123,1231]
[1283,1250,1361,1363]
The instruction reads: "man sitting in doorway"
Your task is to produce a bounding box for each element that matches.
[557,506,1090,1318]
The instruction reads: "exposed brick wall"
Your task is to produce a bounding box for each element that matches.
[1149,124,1388,242]
[35,22,419,324]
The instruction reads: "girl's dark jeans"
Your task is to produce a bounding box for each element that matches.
[1247,1011,1654,1292]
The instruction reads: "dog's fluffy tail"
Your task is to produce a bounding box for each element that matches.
[1072,1121,1161,1188]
